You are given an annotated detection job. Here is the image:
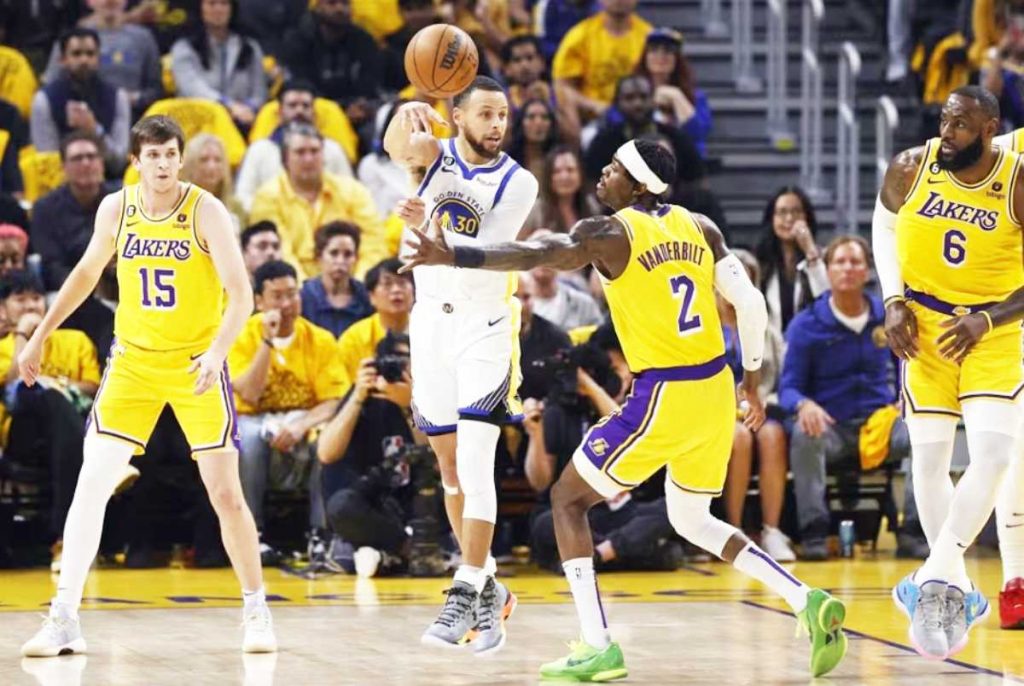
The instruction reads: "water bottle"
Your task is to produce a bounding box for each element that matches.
[839,520,856,558]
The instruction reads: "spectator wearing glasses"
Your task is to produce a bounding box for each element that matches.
[300,221,373,338]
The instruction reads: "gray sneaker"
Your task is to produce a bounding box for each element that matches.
[911,580,949,659]
[421,581,477,648]
[471,577,517,656]
[944,586,967,657]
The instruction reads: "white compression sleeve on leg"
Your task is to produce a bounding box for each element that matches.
[455,419,500,523]
[905,416,958,545]
[714,254,768,370]
[871,195,903,301]
[997,436,1024,582]
[55,431,135,612]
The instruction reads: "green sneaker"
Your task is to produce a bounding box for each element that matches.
[797,588,847,677]
[539,640,628,682]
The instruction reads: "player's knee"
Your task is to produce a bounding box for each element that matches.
[208,484,246,515]
[549,474,590,515]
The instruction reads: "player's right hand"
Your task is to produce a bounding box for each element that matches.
[738,370,766,431]
[16,336,43,387]
[398,102,447,133]
[883,300,919,359]
[261,309,282,339]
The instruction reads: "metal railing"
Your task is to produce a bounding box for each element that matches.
[701,0,728,38]
[766,0,795,149]
[875,96,899,188]
[837,42,862,232]
[732,0,762,93]
[799,0,828,202]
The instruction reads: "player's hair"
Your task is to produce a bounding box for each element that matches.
[365,258,412,292]
[278,79,317,103]
[500,35,543,65]
[633,139,678,191]
[59,27,100,54]
[59,130,104,161]
[253,260,297,294]
[130,115,186,158]
[950,85,1001,121]
[315,220,361,256]
[453,76,506,109]
[1,269,44,299]
[240,221,278,250]
[824,234,873,268]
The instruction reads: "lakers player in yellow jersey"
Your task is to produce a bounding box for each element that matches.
[874,86,1024,659]
[403,139,848,681]
[18,116,276,658]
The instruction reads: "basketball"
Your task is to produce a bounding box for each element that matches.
[404,24,479,99]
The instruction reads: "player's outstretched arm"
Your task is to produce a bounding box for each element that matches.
[382,102,444,172]
[17,192,118,386]
[399,215,629,273]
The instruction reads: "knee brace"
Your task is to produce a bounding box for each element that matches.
[455,420,500,523]
[665,480,736,558]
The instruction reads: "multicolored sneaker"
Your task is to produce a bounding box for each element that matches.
[421,581,478,649]
[893,575,948,659]
[796,588,847,677]
[464,578,517,656]
[539,640,627,682]
[1000,577,1024,630]
[945,585,990,656]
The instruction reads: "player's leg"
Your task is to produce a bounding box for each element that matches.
[997,441,1024,629]
[904,415,958,547]
[426,432,463,549]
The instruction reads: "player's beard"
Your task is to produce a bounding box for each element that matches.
[464,129,502,161]
[936,133,985,171]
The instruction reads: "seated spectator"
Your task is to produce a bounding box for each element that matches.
[170,0,267,132]
[983,11,1024,129]
[779,236,929,560]
[1,0,85,74]
[31,28,130,171]
[0,222,29,337]
[43,0,162,118]
[300,221,373,338]
[236,0,307,58]
[528,231,603,331]
[552,0,651,121]
[500,34,580,143]
[241,221,282,280]
[584,75,705,189]
[754,186,829,336]
[0,99,28,197]
[718,249,793,561]
[180,133,246,234]
[357,101,412,221]
[124,0,198,53]
[506,98,559,181]
[31,131,118,292]
[63,257,117,364]
[228,260,347,563]
[235,80,354,213]
[0,270,100,571]
[524,145,601,234]
[634,28,712,157]
[249,122,383,279]
[535,0,599,61]
[279,0,383,129]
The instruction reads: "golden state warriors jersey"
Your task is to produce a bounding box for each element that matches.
[114,183,224,351]
[897,138,1024,305]
[600,205,725,373]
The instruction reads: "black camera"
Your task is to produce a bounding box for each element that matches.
[375,354,408,383]
[531,342,619,408]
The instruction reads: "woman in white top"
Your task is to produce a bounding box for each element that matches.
[357,100,412,220]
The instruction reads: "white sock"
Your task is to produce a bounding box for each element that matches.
[483,554,497,579]
[732,543,810,613]
[909,439,956,545]
[454,564,484,592]
[997,450,1024,584]
[243,586,266,612]
[54,432,135,612]
[563,557,610,650]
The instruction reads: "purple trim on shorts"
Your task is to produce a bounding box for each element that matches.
[636,355,727,382]
[581,377,662,474]
[221,361,241,451]
[422,423,457,436]
[746,545,803,588]
[904,288,999,317]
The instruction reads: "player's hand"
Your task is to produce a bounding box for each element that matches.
[399,217,454,273]
[522,397,544,435]
[398,102,447,133]
[883,300,919,359]
[188,350,224,395]
[738,370,766,431]
[271,420,305,453]
[937,312,990,363]
[796,398,835,438]
[261,309,282,340]
[396,197,427,228]
[16,334,43,387]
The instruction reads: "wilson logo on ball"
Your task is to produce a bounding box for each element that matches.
[440,34,462,70]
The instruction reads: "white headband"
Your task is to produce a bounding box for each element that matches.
[616,140,668,195]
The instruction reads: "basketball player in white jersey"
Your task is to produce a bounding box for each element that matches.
[383,76,539,654]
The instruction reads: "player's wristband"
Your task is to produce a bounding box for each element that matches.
[453,246,485,268]
[883,295,906,307]
[980,310,994,333]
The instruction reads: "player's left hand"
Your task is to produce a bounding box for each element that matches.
[188,351,224,395]
[399,217,453,273]
[738,370,766,431]
[937,312,990,363]
[396,197,426,228]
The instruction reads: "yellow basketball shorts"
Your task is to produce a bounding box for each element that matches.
[576,358,735,497]
[90,340,240,456]
[902,299,1024,417]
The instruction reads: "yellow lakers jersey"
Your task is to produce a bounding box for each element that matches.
[601,205,725,372]
[896,138,1023,304]
[113,183,224,351]
[995,128,1024,153]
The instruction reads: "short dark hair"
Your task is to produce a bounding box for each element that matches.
[59,130,104,161]
[365,258,411,292]
[241,221,278,250]
[633,138,677,192]
[278,79,317,103]
[1,269,45,299]
[130,115,186,158]
[59,27,100,54]
[950,85,1000,120]
[315,221,361,256]
[500,35,543,65]
[453,75,506,109]
[253,260,297,295]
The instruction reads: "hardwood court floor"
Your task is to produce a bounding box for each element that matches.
[2,554,1023,685]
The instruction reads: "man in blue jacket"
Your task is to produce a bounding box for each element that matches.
[779,235,928,560]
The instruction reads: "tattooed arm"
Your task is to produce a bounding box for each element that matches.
[879,145,926,213]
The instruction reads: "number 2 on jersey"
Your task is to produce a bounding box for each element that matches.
[670,275,702,334]
[139,267,176,308]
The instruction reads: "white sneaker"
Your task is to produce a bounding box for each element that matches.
[242,604,277,653]
[761,526,796,562]
[21,605,87,657]
[354,546,382,578]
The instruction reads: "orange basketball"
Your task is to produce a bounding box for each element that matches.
[404,24,479,99]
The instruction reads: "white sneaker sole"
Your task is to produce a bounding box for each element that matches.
[421,632,469,650]
[21,636,87,658]
[473,590,518,657]
[242,638,278,653]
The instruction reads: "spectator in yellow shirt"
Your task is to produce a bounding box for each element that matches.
[551,0,651,119]
[229,260,348,562]
[249,122,384,280]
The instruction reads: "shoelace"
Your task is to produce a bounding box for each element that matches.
[920,593,944,631]
[435,587,476,628]
[243,609,273,632]
[946,595,966,628]
[476,582,498,631]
